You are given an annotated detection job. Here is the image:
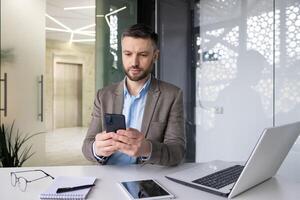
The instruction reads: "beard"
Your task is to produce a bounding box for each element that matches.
[125,64,153,82]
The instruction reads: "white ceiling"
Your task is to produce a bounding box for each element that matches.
[46,0,95,43]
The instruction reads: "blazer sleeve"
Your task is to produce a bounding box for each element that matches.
[82,90,104,163]
[147,89,186,166]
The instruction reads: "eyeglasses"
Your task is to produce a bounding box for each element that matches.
[10,169,55,192]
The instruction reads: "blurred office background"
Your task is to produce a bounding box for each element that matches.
[0,0,299,179]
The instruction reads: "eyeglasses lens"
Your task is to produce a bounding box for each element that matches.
[10,173,17,186]
[18,177,27,192]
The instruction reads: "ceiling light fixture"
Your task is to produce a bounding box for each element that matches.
[69,32,74,43]
[72,39,96,43]
[46,27,95,37]
[78,30,96,34]
[75,24,96,32]
[45,14,95,43]
[45,14,71,31]
[45,27,70,33]
[64,6,95,11]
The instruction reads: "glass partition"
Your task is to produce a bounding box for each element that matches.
[274,0,300,179]
[1,0,46,166]
[0,0,138,167]
[194,0,300,164]
[275,0,300,125]
[95,0,137,90]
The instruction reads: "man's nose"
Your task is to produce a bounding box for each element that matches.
[131,55,139,67]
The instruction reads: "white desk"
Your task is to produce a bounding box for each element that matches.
[0,163,299,200]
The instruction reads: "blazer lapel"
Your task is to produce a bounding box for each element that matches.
[113,80,124,114]
[141,78,160,136]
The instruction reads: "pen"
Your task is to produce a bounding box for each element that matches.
[56,184,95,193]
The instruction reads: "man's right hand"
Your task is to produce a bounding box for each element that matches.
[94,132,118,157]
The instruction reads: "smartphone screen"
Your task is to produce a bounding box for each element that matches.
[104,113,126,133]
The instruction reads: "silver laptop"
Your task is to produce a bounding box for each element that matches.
[166,121,300,198]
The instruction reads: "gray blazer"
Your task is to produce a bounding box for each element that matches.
[82,77,186,166]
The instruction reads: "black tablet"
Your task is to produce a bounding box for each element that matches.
[119,179,175,200]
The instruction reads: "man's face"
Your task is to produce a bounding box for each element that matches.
[121,36,159,82]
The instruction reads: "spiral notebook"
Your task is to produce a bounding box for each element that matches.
[40,176,96,200]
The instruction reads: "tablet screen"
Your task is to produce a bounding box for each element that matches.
[120,179,173,199]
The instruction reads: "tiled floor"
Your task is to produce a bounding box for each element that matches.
[45,127,94,166]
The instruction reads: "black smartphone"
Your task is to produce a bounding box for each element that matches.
[104,113,126,133]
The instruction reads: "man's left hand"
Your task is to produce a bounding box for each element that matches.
[112,128,151,157]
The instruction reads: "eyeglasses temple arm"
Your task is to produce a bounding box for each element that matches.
[27,174,54,183]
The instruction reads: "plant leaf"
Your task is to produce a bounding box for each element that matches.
[0,121,44,167]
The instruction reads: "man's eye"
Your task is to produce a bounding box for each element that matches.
[141,54,148,57]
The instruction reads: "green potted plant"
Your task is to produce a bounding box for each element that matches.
[0,48,14,63]
[0,121,43,167]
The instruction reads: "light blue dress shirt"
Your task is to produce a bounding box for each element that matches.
[105,77,151,165]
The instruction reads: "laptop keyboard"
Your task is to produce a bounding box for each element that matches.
[192,165,244,189]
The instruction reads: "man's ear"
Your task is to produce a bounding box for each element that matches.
[154,50,160,60]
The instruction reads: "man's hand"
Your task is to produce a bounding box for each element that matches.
[94,132,118,157]
[112,128,151,157]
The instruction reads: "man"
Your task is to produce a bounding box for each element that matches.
[82,24,185,166]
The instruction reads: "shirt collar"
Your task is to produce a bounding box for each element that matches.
[123,76,152,98]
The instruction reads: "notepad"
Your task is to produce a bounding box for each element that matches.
[40,176,96,200]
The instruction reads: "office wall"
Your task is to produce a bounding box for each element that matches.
[156,0,195,161]
[195,0,300,171]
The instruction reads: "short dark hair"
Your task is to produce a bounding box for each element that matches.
[121,24,158,49]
